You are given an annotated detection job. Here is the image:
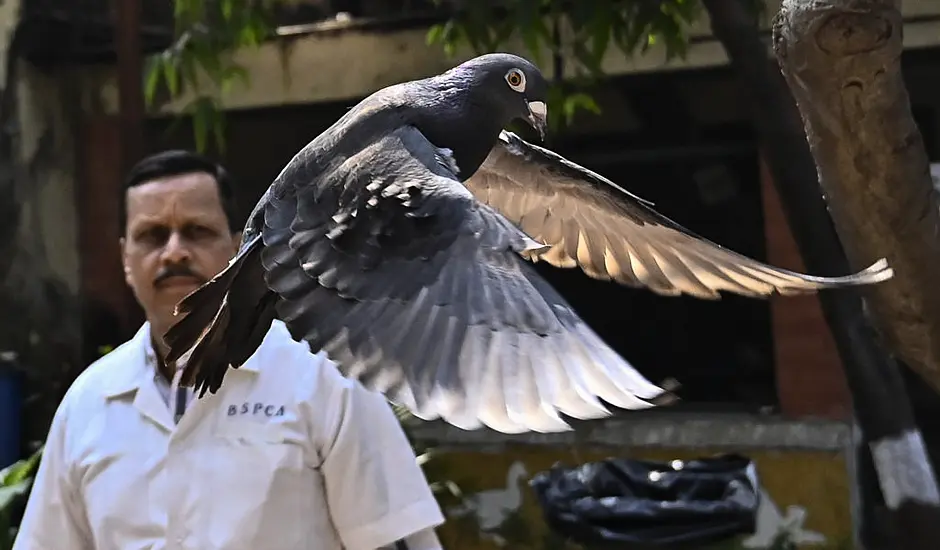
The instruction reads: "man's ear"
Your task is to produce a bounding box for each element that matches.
[119,237,131,283]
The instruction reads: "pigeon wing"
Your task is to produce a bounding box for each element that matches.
[465,130,894,299]
[260,125,670,434]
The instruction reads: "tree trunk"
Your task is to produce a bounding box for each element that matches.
[772,0,940,394]
[701,0,940,546]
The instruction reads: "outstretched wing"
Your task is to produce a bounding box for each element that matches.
[465,131,893,299]
[259,125,672,434]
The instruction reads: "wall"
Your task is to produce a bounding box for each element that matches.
[0,0,84,449]
[70,0,940,118]
[412,416,856,549]
[760,157,850,420]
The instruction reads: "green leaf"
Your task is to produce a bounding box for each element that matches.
[440,20,461,58]
[566,92,601,115]
[589,11,611,73]
[0,446,43,510]
[426,23,445,46]
[221,0,234,21]
[163,54,180,97]
[143,55,163,106]
[2,447,42,486]
[212,104,227,154]
[159,0,277,149]
[191,98,210,153]
[220,64,250,95]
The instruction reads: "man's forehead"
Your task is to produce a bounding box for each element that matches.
[126,172,225,217]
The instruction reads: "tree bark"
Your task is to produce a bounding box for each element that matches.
[701,0,940,546]
[772,0,940,394]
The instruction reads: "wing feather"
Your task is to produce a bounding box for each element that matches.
[466,130,894,298]
[258,125,672,433]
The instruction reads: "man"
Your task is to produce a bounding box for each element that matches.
[14,150,446,550]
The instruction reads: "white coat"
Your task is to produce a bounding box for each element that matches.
[13,320,445,550]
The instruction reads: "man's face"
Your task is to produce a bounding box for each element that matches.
[121,172,240,334]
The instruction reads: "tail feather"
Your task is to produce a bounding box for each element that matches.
[163,260,244,363]
[164,236,277,396]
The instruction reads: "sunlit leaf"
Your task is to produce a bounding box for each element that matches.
[0,447,42,487]
[0,446,42,511]
[426,23,445,46]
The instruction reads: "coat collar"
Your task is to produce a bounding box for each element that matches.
[101,322,260,400]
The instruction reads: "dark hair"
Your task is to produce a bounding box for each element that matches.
[119,149,240,234]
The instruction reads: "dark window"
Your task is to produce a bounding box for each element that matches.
[540,136,776,413]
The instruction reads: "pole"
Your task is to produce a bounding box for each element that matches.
[699,0,940,547]
[112,0,145,172]
[111,0,146,337]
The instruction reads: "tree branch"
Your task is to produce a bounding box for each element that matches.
[769,0,940,545]
[773,0,940,394]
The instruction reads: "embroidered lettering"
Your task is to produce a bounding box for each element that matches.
[224,402,288,418]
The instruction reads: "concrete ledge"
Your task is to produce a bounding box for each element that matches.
[409,413,854,452]
[73,0,940,117]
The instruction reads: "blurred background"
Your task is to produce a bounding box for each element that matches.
[4,1,940,548]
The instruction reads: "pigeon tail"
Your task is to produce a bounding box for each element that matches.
[164,235,278,397]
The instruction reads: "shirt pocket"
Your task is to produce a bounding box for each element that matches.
[200,422,317,550]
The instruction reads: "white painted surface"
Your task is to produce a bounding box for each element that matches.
[742,487,828,548]
[870,430,940,508]
[446,461,529,546]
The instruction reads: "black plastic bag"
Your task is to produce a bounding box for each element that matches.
[529,454,761,549]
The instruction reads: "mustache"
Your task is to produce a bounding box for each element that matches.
[153,264,205,287]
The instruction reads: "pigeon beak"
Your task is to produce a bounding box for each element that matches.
[526,100,547,141]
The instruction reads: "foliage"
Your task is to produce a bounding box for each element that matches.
[427,0,704,130]
[151,0,731,152]
[0,446,42,550]
[145,0,284,153]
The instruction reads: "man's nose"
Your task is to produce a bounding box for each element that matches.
[160,232,191,264]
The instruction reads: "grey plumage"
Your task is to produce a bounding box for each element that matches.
[164,53,893,434]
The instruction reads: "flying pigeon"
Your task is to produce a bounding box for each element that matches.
[164,53,893,434]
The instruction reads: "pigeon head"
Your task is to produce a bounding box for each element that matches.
[449,53,550,141]
[416,53,550,179]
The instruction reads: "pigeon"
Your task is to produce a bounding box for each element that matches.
[163,53,894,434]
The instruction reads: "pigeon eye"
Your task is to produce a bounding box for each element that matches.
[505,69,526,92]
